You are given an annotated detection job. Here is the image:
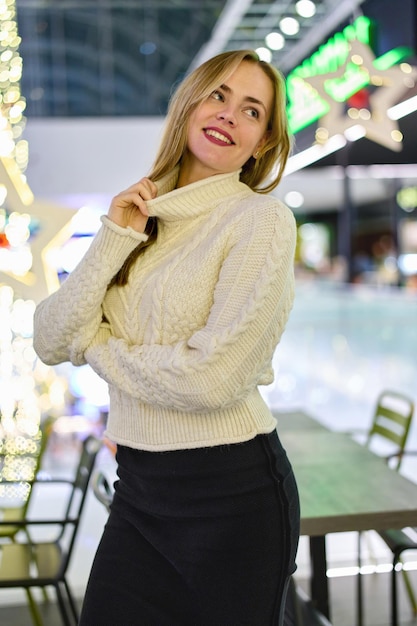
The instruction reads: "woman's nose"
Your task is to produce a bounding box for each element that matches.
[216,107,237,126]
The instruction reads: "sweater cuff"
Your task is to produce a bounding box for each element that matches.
[101,215,149,242]
[84,217,148,272]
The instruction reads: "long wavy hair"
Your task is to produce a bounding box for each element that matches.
[110,50,291,286]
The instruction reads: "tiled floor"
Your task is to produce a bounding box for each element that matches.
[302,570,417,625]
[0,598,82,626]
[1,281,417,625]
[1,571,416,625]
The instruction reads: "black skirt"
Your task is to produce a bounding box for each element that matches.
[79,430,300,626]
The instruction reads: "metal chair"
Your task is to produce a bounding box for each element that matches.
[91,468,113,513]
[0,435,101,626]
[355,390,415,626]
[0,416,55,616]
[0,415,55,542]
[376,450,417,626]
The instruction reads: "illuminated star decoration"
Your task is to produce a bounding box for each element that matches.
[302,39,417,152]
[0,0,78,303]
[0,152,77,303]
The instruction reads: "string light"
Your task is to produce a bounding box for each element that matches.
[295,0,317,19]
[265,32,285,51]
[0,284,67,499]
[0,0,44,285]
[0,2,67,503]
[256,47,272,62]
[0,0,27,173]
[279,16,300,36]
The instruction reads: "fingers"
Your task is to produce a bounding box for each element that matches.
[115,178,158,215]
[127,178,158,203]
[107,178,158,232]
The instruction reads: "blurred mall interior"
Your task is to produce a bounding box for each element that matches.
[1,0,417,624]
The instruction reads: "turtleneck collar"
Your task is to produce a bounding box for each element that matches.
[146,167,250,223]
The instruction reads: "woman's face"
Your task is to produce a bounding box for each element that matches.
[179,61,274,186]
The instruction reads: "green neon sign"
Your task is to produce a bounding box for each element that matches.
[286,16,413,134]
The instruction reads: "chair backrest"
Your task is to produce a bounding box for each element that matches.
[0,415,55,539]
[366,390,414,470]
[58,435,102,566]
[91,469,114,513]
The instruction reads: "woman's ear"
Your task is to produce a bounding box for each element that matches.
[253,131,270,159]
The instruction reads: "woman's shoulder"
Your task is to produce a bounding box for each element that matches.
[230,189,296,231]
[219,190,296,259]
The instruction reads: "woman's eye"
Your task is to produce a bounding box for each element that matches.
[211,90,224,101]
[246,108,259,119]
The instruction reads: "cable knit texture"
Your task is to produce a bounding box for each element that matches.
[33,168,296,451]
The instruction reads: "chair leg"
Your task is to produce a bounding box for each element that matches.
[25,588,44,626]
[392,559,398,626]
[400,562,417,615]
[63,578,80,623]
[391,557,417,626]
[41,587,50,603]
[54,583,74,626]
[357,532,364,626]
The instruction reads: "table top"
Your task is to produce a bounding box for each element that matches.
[274,410,328,432]
[273,411,417,537]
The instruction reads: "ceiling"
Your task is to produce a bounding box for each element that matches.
[14,0,417,216]
[16,0,367,117]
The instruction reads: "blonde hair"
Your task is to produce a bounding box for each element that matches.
[150,49,291,194]
[110,50,291,286]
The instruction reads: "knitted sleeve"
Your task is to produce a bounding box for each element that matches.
[85,200,296,412]
[33,217,148,366]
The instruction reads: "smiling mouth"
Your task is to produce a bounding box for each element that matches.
[204,129,234,145]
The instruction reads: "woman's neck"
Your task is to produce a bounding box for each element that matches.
[176,152,234,189]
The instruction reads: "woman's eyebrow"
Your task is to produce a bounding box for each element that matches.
[219,83,267,113]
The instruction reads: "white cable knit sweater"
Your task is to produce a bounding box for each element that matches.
[33,168,296,451]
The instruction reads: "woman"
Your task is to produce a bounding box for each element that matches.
[33,49,300,625]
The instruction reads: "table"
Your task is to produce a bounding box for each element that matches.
[274,410,417,621]
[275,410,328,433]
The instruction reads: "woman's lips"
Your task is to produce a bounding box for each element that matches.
[204,127,234,145]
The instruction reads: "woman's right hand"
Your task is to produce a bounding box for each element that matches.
[107,177,158,233]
